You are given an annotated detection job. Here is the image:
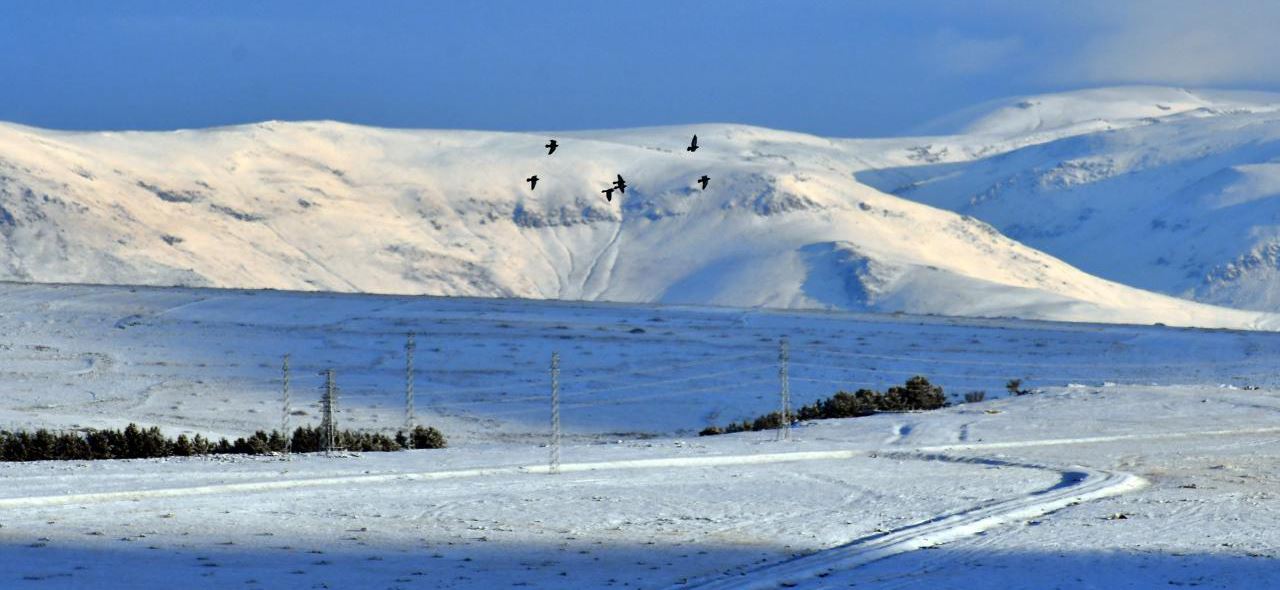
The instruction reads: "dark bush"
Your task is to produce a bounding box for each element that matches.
[748,411,783,431]
[700,376,949,436]
[881,376,946,411]
[172,434,194,457]
[191,434,211,455]
[291,425,322,453]
[0,422,446,462]
[409,426,447,450]
[798,389,880,420]
[1006,379,1030,396]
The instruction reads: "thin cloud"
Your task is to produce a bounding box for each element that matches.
[1063,0,1280,85]
[928,29,1026,77]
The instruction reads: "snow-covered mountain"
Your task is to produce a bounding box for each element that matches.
[913,86,1280,137]
[861,86,1280,313]
[0,103,1277,329]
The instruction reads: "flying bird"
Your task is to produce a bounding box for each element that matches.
[526,175,539,190]
[613,174,627,194]
[687,135,699,152]
[602,187,615,202]
[697,175,710,190]
[545,139,558,155]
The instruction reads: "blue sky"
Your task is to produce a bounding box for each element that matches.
[2,1,1277,136]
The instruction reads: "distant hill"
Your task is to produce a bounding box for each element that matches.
[0,102,1276,329]
[862,86,1280,313]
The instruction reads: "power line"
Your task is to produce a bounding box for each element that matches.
[807,348,1192,370]
[559,377,777,409]
[562,364,775,398]
[321,369,339,455]
[549,351,561,475]
[790,360,1025,379]
[405,333,416,431]
[777,337,791,442]
[566,351,773,382]
[483,377,778,415]
[791,376,888,388]
[789,360,1136,384]
[281,354,291,456]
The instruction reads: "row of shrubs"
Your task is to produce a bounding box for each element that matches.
[0,423,446,462]
[700,375,948,436]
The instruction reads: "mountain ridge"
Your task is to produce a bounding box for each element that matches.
[0,98,1278,330]
[861,86,1280,314]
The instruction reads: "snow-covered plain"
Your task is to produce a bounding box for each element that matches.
[4,282,1280,441]
[1,283,1280,588]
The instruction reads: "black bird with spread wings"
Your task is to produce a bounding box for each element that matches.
[697,175,710,190]
[612,174,627,194]
[601,187,615,202]
[545,139,558,155]
[686,135,699,152]
[526,175,539,190]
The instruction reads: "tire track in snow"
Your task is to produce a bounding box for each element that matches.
[677,427,1280,589]
[0,450,868,510]
[4,426,1271,512]
[703,470,870,543]
[679,454,1145,590]
[914,425,1280,454]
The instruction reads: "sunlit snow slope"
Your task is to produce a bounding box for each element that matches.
[0,106,1276,329]
[862,86,1280,313]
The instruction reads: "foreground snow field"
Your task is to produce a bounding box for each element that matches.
[2,387,1279,588]
[0,283,1279,588]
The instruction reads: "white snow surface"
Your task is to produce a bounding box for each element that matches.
[862,86,1280,313]
[4,282,1280,441]
[1,283,1280,588]
[7,87,1280,587]
[913,86,1280,136]
[2,98,1280,329]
